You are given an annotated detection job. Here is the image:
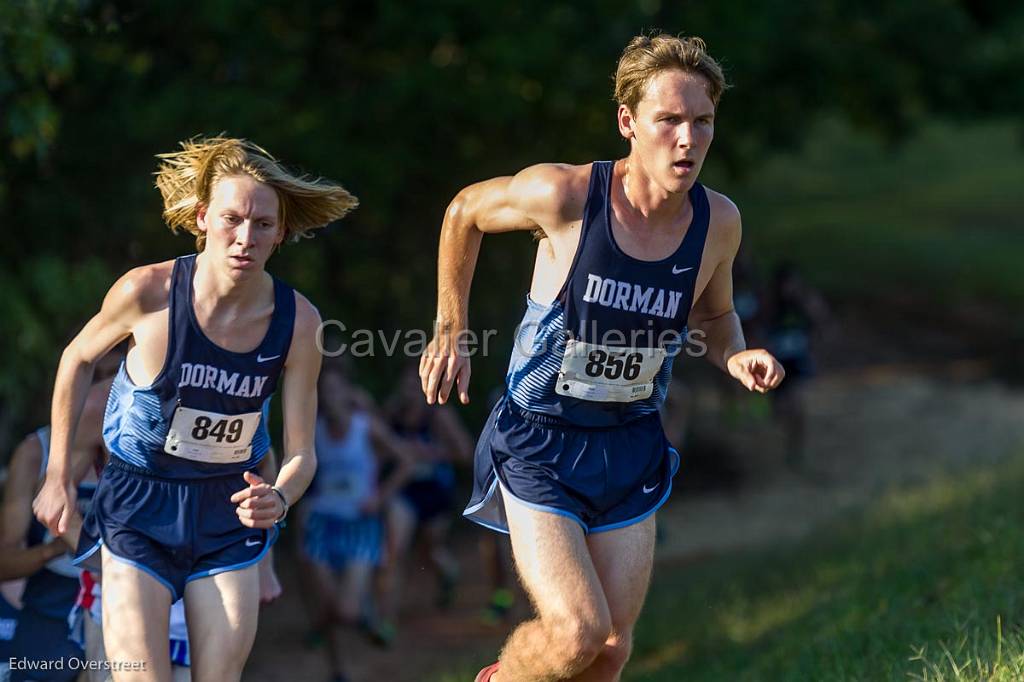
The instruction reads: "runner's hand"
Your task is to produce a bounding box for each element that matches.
[727,349,785,393]
[33,476,77,536]
[231,471,282,529]
[420,329,471,405]
[259,561,283,604]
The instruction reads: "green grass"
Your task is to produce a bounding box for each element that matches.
[703,118,1024,312]
[627,456,1024,681]
[432,456,1024,682]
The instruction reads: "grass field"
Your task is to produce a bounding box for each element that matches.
[432,454,1024,681]
[626,456,1024,681]
[704,118,1024,314]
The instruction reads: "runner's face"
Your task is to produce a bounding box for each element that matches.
[199,175,283,275]
[623,70,715,194]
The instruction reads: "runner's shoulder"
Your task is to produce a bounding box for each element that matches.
[509,162,592,223]
[105,260,176,316]
[702,186,741,247]
[9,432,44,479]
[291,291,322,339]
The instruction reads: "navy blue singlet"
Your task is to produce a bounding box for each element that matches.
[103,254,294,479]
[506,160,710,427]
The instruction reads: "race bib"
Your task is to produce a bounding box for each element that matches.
[164,406,261,463]
[323,473,357,497]
[555,339,666,403]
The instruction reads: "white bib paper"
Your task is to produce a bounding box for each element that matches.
[164,405,261,463]
[555,339,666,403]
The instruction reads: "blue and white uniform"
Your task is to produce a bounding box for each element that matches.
[75,254,294,600]
[9,427,94,681]
[302,413,383,568]
[465,161,710,533]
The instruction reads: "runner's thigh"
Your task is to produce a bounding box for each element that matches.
[502,486,609,630]
[183,565,259,681]
[586,514,656,631]
[100,548,173,682]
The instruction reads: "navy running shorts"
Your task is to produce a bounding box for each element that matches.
[302,511,383,569]
[74,458,277,601]
[464,394,679,534]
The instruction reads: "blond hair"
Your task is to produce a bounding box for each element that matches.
[614,33,727,113]
[155,136,358,250]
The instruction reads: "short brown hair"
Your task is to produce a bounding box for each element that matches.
[614,33,727,113]
[155,136,358,250]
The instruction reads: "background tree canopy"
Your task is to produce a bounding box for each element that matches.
[2,0,1022,451]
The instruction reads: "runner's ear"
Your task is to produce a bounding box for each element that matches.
[196,203,209,233]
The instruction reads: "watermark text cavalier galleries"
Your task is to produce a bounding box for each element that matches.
[315,320,707,359]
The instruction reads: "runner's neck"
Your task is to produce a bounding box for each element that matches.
[616,157,692,227]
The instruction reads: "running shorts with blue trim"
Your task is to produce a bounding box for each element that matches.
[302,511,383,569]
[74,458,277,601]
[464,393,679,534]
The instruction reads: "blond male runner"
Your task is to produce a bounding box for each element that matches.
[33,137,356,681]
[420,35,785,681]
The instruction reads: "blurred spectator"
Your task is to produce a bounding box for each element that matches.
[765,262,831,472]
[0,370,113,680]
[297,363,414,682]
[377,366,474,629]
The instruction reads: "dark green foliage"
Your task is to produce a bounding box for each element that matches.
[2,1,1022,450]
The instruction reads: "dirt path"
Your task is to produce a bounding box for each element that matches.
[655,369,1024,560]
[244,369,1024,681]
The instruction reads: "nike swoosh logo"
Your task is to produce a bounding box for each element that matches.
[256,354,281,363]
[642,482,660,494]
[245,538,262,547]
[672,266,694,275]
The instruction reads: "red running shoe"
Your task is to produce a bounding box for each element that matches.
[474,662,500,682]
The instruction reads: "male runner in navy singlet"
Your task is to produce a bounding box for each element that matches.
[33,137,357,681]
[420,35,785,681]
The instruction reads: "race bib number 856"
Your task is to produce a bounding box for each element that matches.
[556,339,666,403]
[164,406,261,463]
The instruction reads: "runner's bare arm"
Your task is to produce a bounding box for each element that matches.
[688,200,745,372]
[274,295,323,507]
[422,163,586,406]
[688,200,784,392]
[233,298,321,528]
[34,265,166,534]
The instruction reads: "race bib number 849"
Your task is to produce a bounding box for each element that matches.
[556,339,666,403]
[164,406,261,463]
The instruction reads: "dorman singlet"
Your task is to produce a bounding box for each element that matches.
[103,255,294,478]
[506,161,710,427]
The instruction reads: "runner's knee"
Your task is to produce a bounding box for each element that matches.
[549,613,612,670]
[599,629,634,672]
